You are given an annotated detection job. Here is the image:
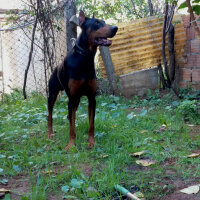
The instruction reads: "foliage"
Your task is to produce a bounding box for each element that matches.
[178,0,200,15]
[0,91,200,199]
[176,99,200,122]
[75,0,163,22]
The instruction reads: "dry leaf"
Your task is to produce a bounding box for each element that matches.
[187,124,195,127]
[100,154,109,158]
[112,125,117,128]
[0,188,10,193]
[41,170,53,174]
[187,153,200,158]
[140,130,148,134]
[136,159,156,167]
[159,124,167,132]
[154,124,167,134]
[134,191,145,198]
[180,184,200,194]
[130,151,146,157]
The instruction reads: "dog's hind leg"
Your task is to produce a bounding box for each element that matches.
[88,95,96,149]
[47,70,62,138]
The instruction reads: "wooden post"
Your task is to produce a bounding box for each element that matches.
[99,46,119,95]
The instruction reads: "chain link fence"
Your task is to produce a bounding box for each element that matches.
[0,4,67,99]
[0,0,166,100]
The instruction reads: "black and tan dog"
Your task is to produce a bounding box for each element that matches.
[47,11,118,150]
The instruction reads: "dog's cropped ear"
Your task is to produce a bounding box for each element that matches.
[92,13,95,18]
[79,10,85,26]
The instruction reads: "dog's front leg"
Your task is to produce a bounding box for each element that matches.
[65,97,80,150]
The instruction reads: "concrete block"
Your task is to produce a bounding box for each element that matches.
[120,67,159,97]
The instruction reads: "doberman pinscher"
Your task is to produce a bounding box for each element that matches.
[47,10,118,150]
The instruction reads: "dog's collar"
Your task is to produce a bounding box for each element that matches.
[74,42,94,57]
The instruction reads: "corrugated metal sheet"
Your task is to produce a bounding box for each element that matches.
[99,15,186,77]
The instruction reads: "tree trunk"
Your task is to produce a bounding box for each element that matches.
[161,3,171,88]
[168,23,175,82]
[186,0,200,41]
[99,46,119,96]
[65,0,77,53]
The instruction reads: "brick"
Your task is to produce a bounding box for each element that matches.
[196,55,200,68]
[182,15,191,28]
[179,81,190,88]
[186,27,196,40]
[186,55,196,68]
[179,68,192,81]
[191,38,200,53]
[192,69,200,82]
[185,41,191,54]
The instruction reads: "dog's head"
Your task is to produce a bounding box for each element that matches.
[79,11,118,48]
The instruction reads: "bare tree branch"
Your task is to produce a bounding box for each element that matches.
[23,0,39,99]
[148,0,154,16]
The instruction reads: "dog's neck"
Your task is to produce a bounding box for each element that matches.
[75,32,97,57]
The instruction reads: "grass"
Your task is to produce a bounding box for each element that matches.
[0,90,200,199]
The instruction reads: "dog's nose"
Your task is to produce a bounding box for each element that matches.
[111,26,118,33]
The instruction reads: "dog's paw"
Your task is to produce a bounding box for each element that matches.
[47,132,55,138]
[88,137,95,149]
[65,141,75,151]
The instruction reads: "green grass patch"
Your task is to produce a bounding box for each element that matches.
[0,90,200,199]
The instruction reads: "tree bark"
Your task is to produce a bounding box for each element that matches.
[168,23,175,82]
[99,46,119,96]
[161,4,171,88]
[158,63,167,89]
[148,0,154,16]
[186,0,200,41]
[65,0,77,53]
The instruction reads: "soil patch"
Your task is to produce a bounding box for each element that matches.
[159,180,200,200]
[0,175,30,200]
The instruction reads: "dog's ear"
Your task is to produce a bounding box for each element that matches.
[92,13,95,18]
[79,10,85,26]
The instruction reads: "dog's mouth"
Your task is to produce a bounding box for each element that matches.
[94,37,112,46]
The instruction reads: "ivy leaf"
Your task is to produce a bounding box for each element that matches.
[140,109,147,116]
[127,112,135,120]
[61,185,69,193]
[70,179,84,189]
[13,165,21,172]
[0,179,8,185]
[172,101,179,106]
[101,102,107,106]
